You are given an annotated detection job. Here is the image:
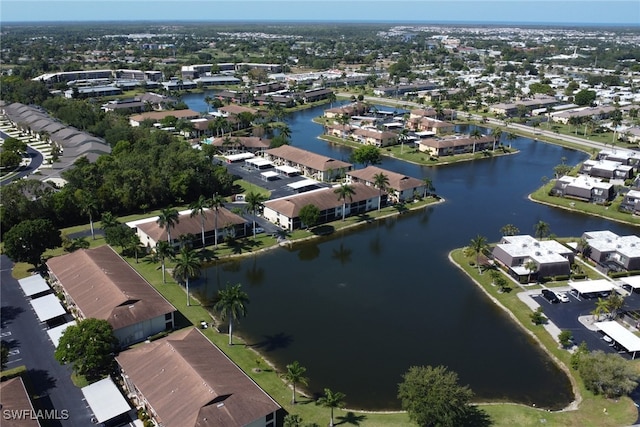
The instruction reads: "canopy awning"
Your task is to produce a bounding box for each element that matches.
[81,377,131,423]
[619,276,640,289]
[287,179,318,190]
[275,165,300,175]
[569,279,621,295]
[246,158,273,167]
[47,321,76,348]
[595,321,640,358]
[18,275,50,297]
[30,294,66,322]
[261,171,279,180]
[225,152,254,162]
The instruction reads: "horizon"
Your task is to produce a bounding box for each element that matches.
[2,1,639,26]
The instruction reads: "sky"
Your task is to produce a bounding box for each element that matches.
[1,0,639,25]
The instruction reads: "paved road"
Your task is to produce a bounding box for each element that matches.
[1,255,95,426]
[0,129,44,186]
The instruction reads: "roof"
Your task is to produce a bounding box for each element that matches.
[18,275,50,297]
[266,145,352,172]
[30,293,66,322]
[46,246,176,330]
[217,105,258,116]
[419,135,494,149]
[347,166,424,191]
[0,377,41,427]
[584,231,640,258]
[81,377,131,423]
[264,182,379,218]
[115,328,281,427]
[129,109,200,123]
[47,320,76,348]
[208,136,270,149]
[594,321,640,353]
[569,279,621,294]
[135,207,247,243]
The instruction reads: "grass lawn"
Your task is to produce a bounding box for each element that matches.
[450,248,640,427]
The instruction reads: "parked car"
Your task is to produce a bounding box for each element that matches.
[555,291,570,303]
[254,227,265,234]
[541,289,560,303]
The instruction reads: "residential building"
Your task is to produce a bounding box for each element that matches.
[265,145,353,182]
[579,159,634,180]
[205,136,270,154]
[116,328,282,427]
[489,95,557,117]
[620,189,640,214]
[492,235,573,281]
[551,175,615,203]
[597,148,640,169]
[409,117,455,135]
[263,182,381,230]
[46,245,176,347]
[324,102,368,119]
[583,230,640,271]
[351,128,398,147]
[0,377,41,427]
[301,88,333,103]
[551,106,617,124]
[346,165,426,202]
[417,134,495,157]
[129,109,200,127]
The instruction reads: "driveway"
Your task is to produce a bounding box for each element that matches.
[1,255,95,426]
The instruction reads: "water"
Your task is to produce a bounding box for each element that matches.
[184,97,639,410]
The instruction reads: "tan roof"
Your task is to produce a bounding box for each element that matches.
[218,105,258,116]
[136,207,246,243]
[266,145,352,172]
[115,328,281,427]
[264,182,379,217]
[352,128,397,140]
[129,109,200,123]
[208,136,270,149]
[0,377,40,427]
[410,108,437,117]
[420,135,494,149]
[347,166,424,191]
[46,246,175,330]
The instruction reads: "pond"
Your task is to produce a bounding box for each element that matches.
[184,96,639,410]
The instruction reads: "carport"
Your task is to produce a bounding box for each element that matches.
[619,276,640,292]
[81,377,132,425]
[246,157,273,170]
[261,171,279,181]
[30,293,67,323]
[288,179,319,193]
[568,279,621,299]
[276,165,300,177]
[18,275,51,298]
[47,320,77,348]
[225,152,254,163]
[594,321,640,359]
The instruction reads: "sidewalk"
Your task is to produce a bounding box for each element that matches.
[517,289,563,344]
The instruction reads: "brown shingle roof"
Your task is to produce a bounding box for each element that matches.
[136,207,246,243]
[129,109,200,123]
[347,166,424,191]
[420,135,494,149]
[217,105,258,116]
[264,182,379,217]
[266,145,352,172]
[207,136,270,149]
[115,328,281,427]
[46,246,175,330]
[0,377,40,427]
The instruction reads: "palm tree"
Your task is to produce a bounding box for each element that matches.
[492,126,503,151]
[524,260,537,283]
[157,208,180,245]
[245,191,268,238]
[398,127,409,154]
[372,172,389,211]
[213,283,249,345]
[422,177,435,198]
[334,184,356,221]
[500,224,520,236]
[465,234,488,273]
[189,195,209,247]
[283,361,309,404]
[470,127,482,154]
[592,297,610,321]
[75,189,98,240]
[211,193,225,247]
[505,132,517,148]
[173,247,201,306]
[534,220,551,240]
[156,240,175,284]
[100,211,120,231]
[317,388,346,427]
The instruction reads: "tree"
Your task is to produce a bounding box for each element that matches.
[524,260,537,283]
[351,145,382,166]
[398,365,487,427]
[75,189,98,240]
[189,195,209,247]
[558,330,573,348]
[173,247,201,306]
[211,193,225,247]
[372,172,389,211]
[592,297,611,321]
[574,89,597,106]
[554,163,572,178]
[534,220,550,239]
[469,127,482,154]
[245,191,268,238]
[54,318,118,379]
[422,177,435,198]
[578,350,639,398]
[213,283,249,345]
[334,184,356,221]
[316,388,346,427]
[3,219,61,267]
[0,150,22,170]
[398,127,409,154]
[157,207,180,245]
[284,360,309,404]
[156,240,175,284]
[298,204,320,229]
[464,235,488,273]
[500,224,519,236]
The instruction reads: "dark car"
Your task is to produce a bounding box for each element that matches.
[541,289,560,303]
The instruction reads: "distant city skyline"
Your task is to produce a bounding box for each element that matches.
[2,0,639,26]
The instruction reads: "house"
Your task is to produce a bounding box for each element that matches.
[551,106,617,124]
[579,159,634,180]
[46,245,176,347]
[0,377,41,427]
[346,165,426,202]
[582,230,640,271]
[217,105,259,118]
[216,90,252,104]
[597,148,640,169]
[131,207,248,248]
[265,145,353,182]
[620,189,640,214]
[551,175,615,203]
[351,128,398,147]
[489,95,557,117]
[204,136,271,154]
[115,328,282,427]
[300,88,333,103]
[492,235,573,281]
[418,135,495,157]
[324,102,368,119]
[409,108,438,120]
[129,109,200,127]
[410,117,455,135]
[263,183,381,230]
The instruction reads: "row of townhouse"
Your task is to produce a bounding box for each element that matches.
[488,95,558,117]
[583,230,640,272]
[264,145,353,182]
[417,134,496,157]
[551,175,616,204]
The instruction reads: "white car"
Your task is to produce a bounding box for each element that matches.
[555,291,570,303]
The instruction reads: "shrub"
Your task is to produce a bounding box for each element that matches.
[558,330,573,348]
[530,307,547,325]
